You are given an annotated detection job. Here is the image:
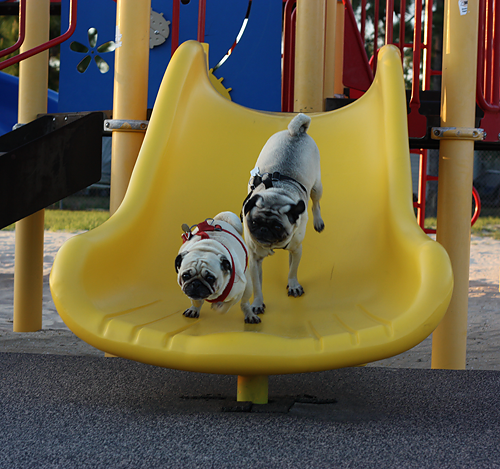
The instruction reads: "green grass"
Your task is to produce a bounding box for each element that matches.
[2,209,110,232]
[425,217,500,239]
[3,210,500,238]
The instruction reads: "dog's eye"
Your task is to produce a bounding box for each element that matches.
[205,273,215,284]
[181,272,191,281]
[274,225,283,232]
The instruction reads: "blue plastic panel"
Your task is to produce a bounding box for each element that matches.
[58,0,281,113]
[58,0,117,112]
[0,71,58,136]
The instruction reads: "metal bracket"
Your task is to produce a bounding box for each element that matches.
[104,119,149,133]
[431,127,486,141]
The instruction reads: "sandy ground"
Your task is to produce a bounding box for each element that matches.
[0,230,499,368]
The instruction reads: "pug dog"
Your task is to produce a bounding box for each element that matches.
[241,113,324,315]
[175,211,260,324]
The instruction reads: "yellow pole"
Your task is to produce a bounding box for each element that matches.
[105,0,150,357]
[294,0,326,112]
[109,0,151,215]
[237,375,268,404]
[323,0,337,101]
[333,0,345,95]
[431,0,479,369]
[13,0,50,332]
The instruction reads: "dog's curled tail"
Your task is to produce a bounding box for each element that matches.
[288,113,311,137]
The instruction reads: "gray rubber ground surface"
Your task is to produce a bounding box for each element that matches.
[1,353,499,468]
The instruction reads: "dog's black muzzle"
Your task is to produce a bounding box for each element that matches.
[249,218,287,245]
[183,279,212,300]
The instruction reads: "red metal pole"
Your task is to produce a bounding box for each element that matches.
[171,0,180,57]
[399,0,406,57]
[385,0,394,44]
[476,0,500,111]
[422,0,433,90]
[410,0,422,109]
[416,149,428,230]
[361,0,366,43]
[491,0,500,105]
[197,0,206,43]
[485,0,494,102]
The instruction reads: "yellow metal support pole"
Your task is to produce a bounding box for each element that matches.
[333,0,345,95]
[294,0,326,112]
[109,0,151,215]
[237,375,268,404]
[323,0,337,101]
[105,0,150,357]
[13,0,50,332]
[431,0,480,369]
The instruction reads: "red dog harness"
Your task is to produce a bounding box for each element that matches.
[181,220,248,303]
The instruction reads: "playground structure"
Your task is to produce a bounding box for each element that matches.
[50,39,453,378]
[1,0,498,402]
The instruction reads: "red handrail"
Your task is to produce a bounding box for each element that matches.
[0,0,77,71]
[0,0,26,59]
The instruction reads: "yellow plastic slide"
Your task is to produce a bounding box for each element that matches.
[50,41,453,375]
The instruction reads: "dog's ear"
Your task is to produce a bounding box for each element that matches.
[175,253,185,273]
[285,200,306,224]
[243,194,261,217]
[220,256,232,274]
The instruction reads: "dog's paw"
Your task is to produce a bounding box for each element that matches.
[211,302,224,311]
[183,307,200,318]
[314,219,325,233]
[251,302,266,315]
[287,284,304,297]
[244,313,262,324]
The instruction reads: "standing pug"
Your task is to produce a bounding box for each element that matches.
[176,212,260,324]
[241,113,325,316]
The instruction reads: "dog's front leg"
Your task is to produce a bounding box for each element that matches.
[183,299,203,318]
[241,273,261,323]
[249,253,266,314]
[287,245,304,297]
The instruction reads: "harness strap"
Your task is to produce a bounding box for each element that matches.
[250,171,307,194]
[206,248,235,303]
[241,171,308,218]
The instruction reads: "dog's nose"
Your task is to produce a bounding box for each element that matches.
[184,279,211,300]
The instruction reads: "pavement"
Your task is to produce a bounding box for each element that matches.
[1,232,500,467]
[1,353,499,468]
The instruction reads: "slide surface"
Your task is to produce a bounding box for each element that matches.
[50,42,453,375]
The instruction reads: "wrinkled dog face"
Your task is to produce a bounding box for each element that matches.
[175,251,231,300]
[244,193,306,246]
